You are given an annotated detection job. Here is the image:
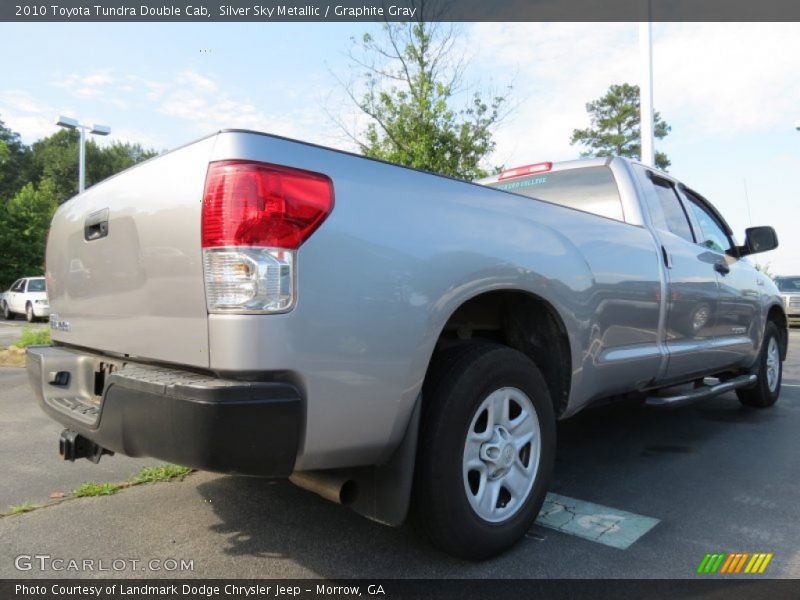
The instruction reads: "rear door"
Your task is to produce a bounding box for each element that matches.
[638,170,722,382]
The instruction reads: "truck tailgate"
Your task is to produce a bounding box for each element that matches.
[45,136,216,368]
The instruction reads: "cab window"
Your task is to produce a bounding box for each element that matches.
[646,177,695,243]
[682,191,732,254]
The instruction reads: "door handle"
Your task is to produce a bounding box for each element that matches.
[84,208,109,241]
[661,246,672,269]
[714,261,730,275]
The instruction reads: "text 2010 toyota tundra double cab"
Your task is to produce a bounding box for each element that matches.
[28,130,787,559]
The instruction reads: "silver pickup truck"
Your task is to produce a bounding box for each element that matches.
[27,130,786,559]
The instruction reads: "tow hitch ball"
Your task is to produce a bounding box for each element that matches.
[59,429,113,464]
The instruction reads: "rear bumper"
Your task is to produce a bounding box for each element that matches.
[787,314,800,326]
[26,345,301,476]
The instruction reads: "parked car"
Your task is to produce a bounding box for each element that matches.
[775,276,800,326]
[2,276,49,322]
[27,131,787,560]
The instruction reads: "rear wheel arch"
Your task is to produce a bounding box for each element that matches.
[424,289,572,418]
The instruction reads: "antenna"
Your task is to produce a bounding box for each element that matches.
[742,178,753,227]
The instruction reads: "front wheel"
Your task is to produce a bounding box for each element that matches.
[737,321,782,408]
[414,342,556,560]
[1,301,12,320]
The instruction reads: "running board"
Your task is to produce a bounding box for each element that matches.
[645,374,757,409]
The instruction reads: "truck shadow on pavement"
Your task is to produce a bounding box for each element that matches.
[194,391,794,577]
[195,476,481,577]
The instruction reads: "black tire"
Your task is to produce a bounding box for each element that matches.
[1,301,12,320]
[25,302,35,323]
[737,321,782,408]
[414,341,556,560]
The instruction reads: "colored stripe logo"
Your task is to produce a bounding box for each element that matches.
[697,552,773,574]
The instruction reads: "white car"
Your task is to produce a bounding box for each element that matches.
[1,277,50,322]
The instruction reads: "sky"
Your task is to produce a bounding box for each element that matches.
[1,21,799,274]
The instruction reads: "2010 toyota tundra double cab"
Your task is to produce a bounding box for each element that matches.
[27,130,787,560]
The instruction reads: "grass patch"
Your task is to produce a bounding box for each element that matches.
[8,501,37,515]
[15,326,51,348]
[132,464,193,484]
[1,464,193,518]
[73,482,123,497]
[72,464,192,498]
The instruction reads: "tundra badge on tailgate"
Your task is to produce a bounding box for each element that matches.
[49,314,71,332]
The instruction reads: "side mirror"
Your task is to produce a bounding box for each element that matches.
[738,226,778,256]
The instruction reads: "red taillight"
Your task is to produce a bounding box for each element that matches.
[202,160,334,249]
[498,162,553,181]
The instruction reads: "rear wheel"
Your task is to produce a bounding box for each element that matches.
[25,302,35,323]
[2,301,12,320]
[415,342,556,560]
[737,321,782,408]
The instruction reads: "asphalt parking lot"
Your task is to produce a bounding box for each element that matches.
[1,332,799,579]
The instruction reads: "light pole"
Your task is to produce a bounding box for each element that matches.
[55,115,111,193]
[639,17,655,167]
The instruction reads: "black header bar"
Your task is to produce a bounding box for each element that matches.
[3,579,800,600]
[4,0,800,22]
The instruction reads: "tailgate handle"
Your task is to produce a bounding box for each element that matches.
[84,208,109,241]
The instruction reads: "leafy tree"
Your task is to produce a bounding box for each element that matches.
[0,117,33,201]
[0,115,158,288]
[336,22,511,180]
[28,129,81,203]
[570,83,671,170]
[29,130,158,204]
[0,178,57,286]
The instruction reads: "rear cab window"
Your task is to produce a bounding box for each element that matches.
[27,278,46,292]
[486,166,625,222]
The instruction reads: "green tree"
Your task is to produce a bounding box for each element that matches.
[337,22,511,180]
[29,130,158,204]
[0,178,58,286]
[0,117,33,201]
[570,83,671,170]
[0,116,158,288]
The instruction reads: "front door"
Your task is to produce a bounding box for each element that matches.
[639,172,722,383]
[680,188,761,370]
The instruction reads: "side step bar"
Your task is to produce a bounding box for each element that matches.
[645,374,757,409]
